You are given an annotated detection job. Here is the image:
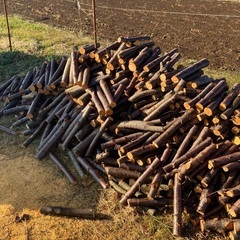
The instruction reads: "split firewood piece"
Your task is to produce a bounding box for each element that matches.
[220,94,240,120]
[76,156,109,189]
[195,79,228,111]
[219,83,240,111]
[208,151,240,169]
[163,137,213,174]
[48,152,77,185]
[228,199,240,217]
[85,117,113,157]
[173,173,183,237]
[40,206,99,219]
[110,120,164,133]
[200,218,234,233]
[171,58,209,83]
[119,156,162,205]
[153,108,196,148]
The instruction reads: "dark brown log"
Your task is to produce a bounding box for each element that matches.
[148,146,173,199]
[0,124,19,135]
[200,218,234,233]
[35,117,71,159]
[222,161,240,172]
[60,103,93,150]
[153,108,195,148]
[66,148,86,180]
[228,199,240,217]
[143,92,182,121]
[196,188,212,215]
[22,120,47,148]
[48,152,77,185]
[195,79,228,111]
[186,75,213,89]
[76,156,109,189]
[220,94,240,120]
[19,71,34,92]
[127,198,171,207]
[105,166,141,180]
[163,137,212,173]
[126,144,157,161]
[79,43,100,54]
[128,47,151,72]
[96,85,113,115]
[183,82,215,110]
[171,58,209,83]
[226,184,240,197]
[219,83,240,111]
[99,79,116,108]
[178,142,216,178]
[119,156,161,205]
[208,151,240,169]
[101,132,143,150]
[85,117,113,157]
[40,206,97,219]
[117,35,151,44]
[173,173,182,237]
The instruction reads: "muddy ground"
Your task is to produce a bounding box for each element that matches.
[6,0,240,72]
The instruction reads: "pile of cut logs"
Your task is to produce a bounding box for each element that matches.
[0,36,239,238]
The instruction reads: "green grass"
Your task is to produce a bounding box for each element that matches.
[0,15,92,81]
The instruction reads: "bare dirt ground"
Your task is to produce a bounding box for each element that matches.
[6,0,240,72]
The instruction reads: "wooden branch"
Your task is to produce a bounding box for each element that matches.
[40,206,97,219]
[49,152,77,185]
[173,173,182,236]
[76,155,109,189]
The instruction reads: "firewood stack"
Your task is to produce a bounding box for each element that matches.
[0,36,239,238]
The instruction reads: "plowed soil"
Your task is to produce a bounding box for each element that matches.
[7,0,240,71]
